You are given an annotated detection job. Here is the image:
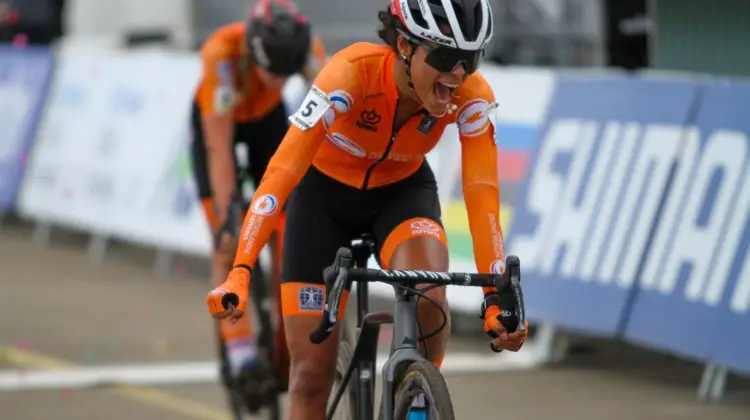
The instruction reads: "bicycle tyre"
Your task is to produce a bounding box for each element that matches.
[392,360,455,420]
[249,260,285,420]
[218,338,246,420]
[327,317,358,420]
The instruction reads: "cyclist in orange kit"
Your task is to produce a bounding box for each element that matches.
[207,0,528,418]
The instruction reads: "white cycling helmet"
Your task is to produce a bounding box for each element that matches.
[389,0,493,73]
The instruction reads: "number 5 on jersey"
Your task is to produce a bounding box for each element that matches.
[290,85,332,131]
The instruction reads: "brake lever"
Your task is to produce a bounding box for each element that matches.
[489,255,524,353]
[310,247,354,344]
[508,256,526,332]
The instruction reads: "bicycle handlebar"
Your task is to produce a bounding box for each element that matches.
[309,247,527,351]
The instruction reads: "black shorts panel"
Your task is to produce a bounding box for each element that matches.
[280,176,352,285]
[281,162,442,285]
[190,101,289,199]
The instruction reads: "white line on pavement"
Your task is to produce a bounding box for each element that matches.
[0,350,539,391]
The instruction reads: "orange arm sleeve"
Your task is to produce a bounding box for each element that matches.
[461,130,504,296]
[233,123,326,268]
[459,95,504,296]
[233,54,360,269]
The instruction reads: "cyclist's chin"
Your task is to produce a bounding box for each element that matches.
[423,100,453,117]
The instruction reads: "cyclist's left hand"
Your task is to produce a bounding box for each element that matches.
[483,304,528,352]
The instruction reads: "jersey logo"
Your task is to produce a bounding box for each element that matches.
[216,60,233,84]
[490,259,505,275]
[325,133,366,158]
[417,115,438,134]
[323,90,354,129]
[457,99,492,137]
[213,86,235,115]
[289,85,332,130]
[356,109,381,132]
[329,90,353,113]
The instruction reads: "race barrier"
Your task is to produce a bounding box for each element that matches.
[506,73,750,398]
[0,43,748,398]
[0,46,54,224]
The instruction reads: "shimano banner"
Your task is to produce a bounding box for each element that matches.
[505,74,699,335]
[623,80,750,370]
[0,47,53,211]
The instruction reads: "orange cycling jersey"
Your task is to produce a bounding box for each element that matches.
[194,22,327,122]
[236,42,505,295]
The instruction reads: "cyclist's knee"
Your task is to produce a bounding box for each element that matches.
[387,236,449,272]
[284,315,339,405]
[289,353,336,402]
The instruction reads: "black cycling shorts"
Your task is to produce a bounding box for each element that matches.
[190,100,288,199]
[281,162,444,285]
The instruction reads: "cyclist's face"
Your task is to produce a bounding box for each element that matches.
[256,66,288,91]
[399,37,466,116]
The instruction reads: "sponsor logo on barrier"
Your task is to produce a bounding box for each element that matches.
[511,118,750,312]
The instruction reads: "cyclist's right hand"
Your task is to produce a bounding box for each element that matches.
[207,267,251,323]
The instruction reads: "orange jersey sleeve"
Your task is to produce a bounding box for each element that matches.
[456,73,504,296]
[233,52,362,269]
[195,29,240,117]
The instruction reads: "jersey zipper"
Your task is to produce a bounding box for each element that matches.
[360,102,426,190]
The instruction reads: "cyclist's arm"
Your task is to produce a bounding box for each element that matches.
[233,55,359,270]
[459,92,504,296]
[196,46,238,221]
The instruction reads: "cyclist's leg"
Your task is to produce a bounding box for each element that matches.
[280,171,352,419]
[191,103,255,373]
[373,162,450,369]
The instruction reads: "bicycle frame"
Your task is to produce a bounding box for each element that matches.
[329,241,431,420]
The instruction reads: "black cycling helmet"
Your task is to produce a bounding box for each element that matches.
[390,0,493,74]
[246,0,312,76]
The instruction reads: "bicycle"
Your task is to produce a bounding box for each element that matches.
[311,236,527,420]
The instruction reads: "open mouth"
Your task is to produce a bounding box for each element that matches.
[433,81,458,105]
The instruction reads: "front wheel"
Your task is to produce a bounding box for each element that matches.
[392,360,455,420]
[327,317,358,420]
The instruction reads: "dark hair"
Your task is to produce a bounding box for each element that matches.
[377,7,401,50]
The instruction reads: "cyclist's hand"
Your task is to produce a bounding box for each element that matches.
[484,305,528,351]
[206,267,250,323]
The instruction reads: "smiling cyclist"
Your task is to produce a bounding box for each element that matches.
[191,0,326,399]
[207,0,528,418]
